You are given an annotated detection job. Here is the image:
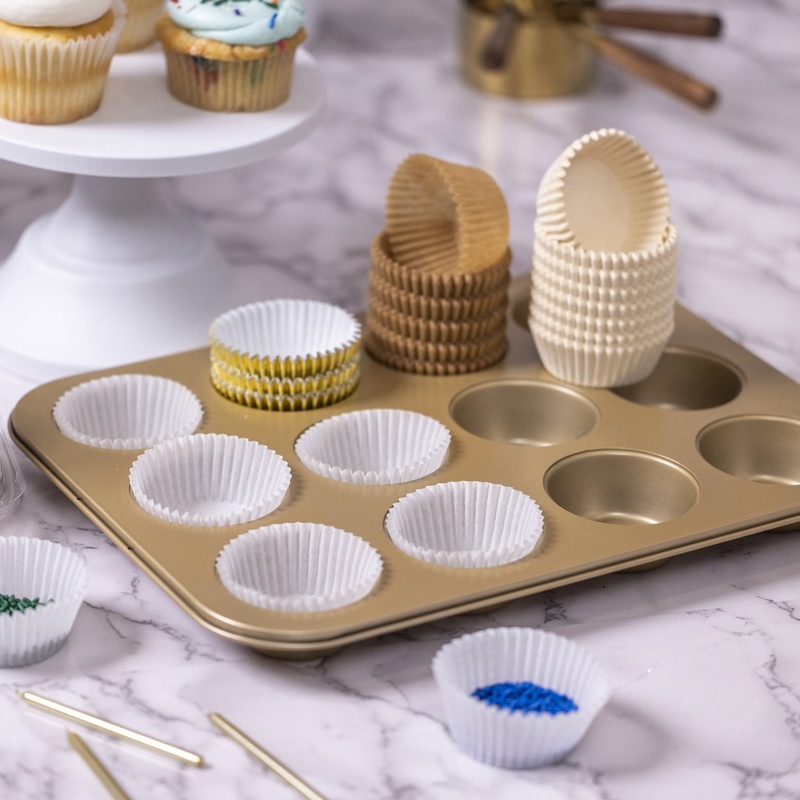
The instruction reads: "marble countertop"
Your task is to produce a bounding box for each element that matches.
[1,1,800,797]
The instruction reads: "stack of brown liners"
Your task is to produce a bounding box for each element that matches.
[365,154,512,375]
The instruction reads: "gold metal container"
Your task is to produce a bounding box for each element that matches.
[460,0,594,98]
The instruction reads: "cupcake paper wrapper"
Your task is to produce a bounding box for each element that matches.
[385,481,544,568]
[216,523,383,612]
[0,537,88,668]
[536,128,670,253]
[432,627,610,768]
[0,416,25,519]
[372,233,512,299]
[210,299,361,379]
[53,374,203,450]
[385,154,510,274]
[0,0,125,124]
[129,433,291,526]
[295,408,451,485]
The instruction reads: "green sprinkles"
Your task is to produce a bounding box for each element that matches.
[472,681,578,716]
[0,594,52,615]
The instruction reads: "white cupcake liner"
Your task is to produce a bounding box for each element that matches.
[0,537,88,668]
[432,627,610,768]
[129,433,291,527]
[536,128,670,252]
[0,417,25,519]
[529,310,674,346]
[216,522,383,612]
[209,299,361,379]
[53,374,203,450]
[295,408,451,485]
[385,481,544,568]
[531,321,672,387]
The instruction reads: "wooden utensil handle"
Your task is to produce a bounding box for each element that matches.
[589,31,718,109]
[590,8,722,38]
[481,3,522,70]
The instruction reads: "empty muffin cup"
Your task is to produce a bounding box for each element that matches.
[432,627,610,768]
[385,481,544,568]
[216,522,383,612]
[129,433,291,526]
[53,374,203,450]
[210,299,361,379]
[0,537,89,668]
[295,408,451,485]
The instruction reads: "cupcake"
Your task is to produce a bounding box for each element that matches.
[116,0,163,52]
[0,0,126,124]
[156,0,307,112]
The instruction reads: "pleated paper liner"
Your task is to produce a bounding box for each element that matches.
[368,271,509,323]
[52,373,203,450]
[529,309,674,346]
[216,523,383,613]
[211,352,360,396]
[371,232,511,299]
[385,154,510,274]
[365,327,507,376]
[536,128,670,252]
[294,408,451,485]
[367,293,507,344]
[209,299,361,379]
[211,368,360,411]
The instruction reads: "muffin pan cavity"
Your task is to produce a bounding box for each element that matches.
[9,278,800,658]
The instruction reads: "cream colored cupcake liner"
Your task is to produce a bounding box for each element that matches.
[210,299,361,379]
[210,368,359,412]
[365,330,507,376]
[432,627,610,768]
[52,373,203,450]
[160,25,306,112]
[365,316,507,363]
[216,522,383,613]
[531,320,672,387]
[129,433,291,527]
[536,128,670,252]
[0,0,125,124]
[529,309,674,345]
[368,273,509,323]
[0,537,88,668]
[530,292,674,332]
[385,154,510,275]
[211,352,360,396]
[116,0,161,52]
[531,282,675,322]
[0,415,25,519]
[294,408,451,485]
[385,481,544,568]
[371,232,512,299]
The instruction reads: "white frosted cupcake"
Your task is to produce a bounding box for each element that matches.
[0,537,89,667]
[216,522,383,612]
[385,481,544,568]
[0,0,126,123]
[53,374,203,450]
[432,628,610,768]
[129,433,291,526]
[294,408,451,485]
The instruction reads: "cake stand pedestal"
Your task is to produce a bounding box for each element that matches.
[0,45,324,382]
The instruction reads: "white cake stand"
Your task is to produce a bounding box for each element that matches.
[0,45,325,382]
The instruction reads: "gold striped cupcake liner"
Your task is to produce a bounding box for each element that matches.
[211,353,360,397]
[371,232,511,299]
[385,154,510,275]
[210,369,360,411]
[365,328,507,376]
[366,295,507,344]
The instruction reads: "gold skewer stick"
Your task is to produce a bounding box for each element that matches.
[208,712,327,800]
[68,731,133,800]
[19,691,204,768]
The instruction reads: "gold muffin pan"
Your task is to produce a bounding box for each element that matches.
[9,279,800,658]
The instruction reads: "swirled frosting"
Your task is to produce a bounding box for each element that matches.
[0,0,112,27]
[166,0,305,46]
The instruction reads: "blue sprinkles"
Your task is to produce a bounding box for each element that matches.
[472,681,578,716]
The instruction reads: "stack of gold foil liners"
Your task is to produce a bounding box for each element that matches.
[365,154,512,375]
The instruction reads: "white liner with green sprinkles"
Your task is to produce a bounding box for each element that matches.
[0,537,88,668]
[432,627,610,768]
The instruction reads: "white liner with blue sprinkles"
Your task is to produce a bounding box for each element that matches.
[432,627,610,768]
